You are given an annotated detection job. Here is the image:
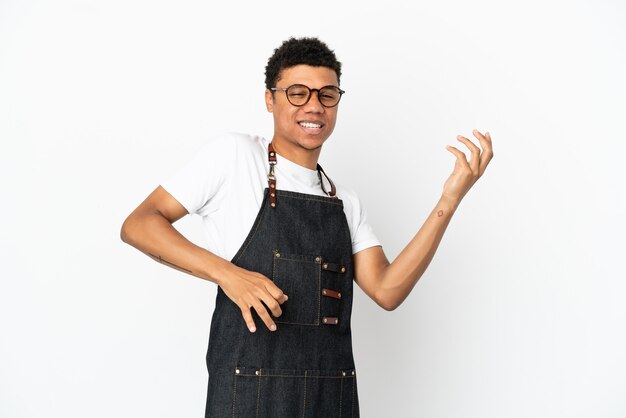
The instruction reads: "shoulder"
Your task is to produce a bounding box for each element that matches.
[334,181,363,213]
[200,131,266,151]
[333,179,381,253]
[194,132,267,163]
[334,182,358,201]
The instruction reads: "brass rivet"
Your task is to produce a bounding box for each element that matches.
[275,252,281,258]
[235,368,240,374]
[255,370,259,376]
[322,289,327,295]
[315,256,321,263]
[323,318,327,324]
[342,371,346,376]
[352,370,355,375]
[323,263,328,269]
[270,202,276,207]
[341,266,346,273]
[338,293,341,298]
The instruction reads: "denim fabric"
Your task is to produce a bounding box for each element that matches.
[204,188,359,417]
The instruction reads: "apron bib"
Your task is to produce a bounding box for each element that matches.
[204,143,359,417]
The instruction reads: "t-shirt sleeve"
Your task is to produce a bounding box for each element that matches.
[341,188,382,255]
[159,134,233,217]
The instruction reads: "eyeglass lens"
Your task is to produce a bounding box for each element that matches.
[286,85,342,107]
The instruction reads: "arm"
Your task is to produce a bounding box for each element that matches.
[353,130,494,311]
[120,185,288,332]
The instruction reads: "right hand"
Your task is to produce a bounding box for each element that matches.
[213,259,288,333]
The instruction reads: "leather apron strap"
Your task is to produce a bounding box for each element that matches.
[267,142,336,208]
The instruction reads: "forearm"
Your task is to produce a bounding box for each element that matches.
[120,211,228,285]
[377,194,460,309]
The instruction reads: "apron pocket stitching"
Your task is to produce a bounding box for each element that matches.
[232,370,237,418]
[256,374,261,418]
[339,375,344,418]
[352,375,355,418]
[302,370,307,418]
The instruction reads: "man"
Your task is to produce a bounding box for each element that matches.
[121,37,493,417]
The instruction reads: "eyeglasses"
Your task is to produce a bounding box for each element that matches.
[270,84,345,108]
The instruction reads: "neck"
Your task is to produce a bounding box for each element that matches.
[271,137,322,170]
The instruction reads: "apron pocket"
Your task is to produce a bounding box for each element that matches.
[232,366,357,418]
[232,367,304,417]
[304,369,358,418]
[272,251,321,326]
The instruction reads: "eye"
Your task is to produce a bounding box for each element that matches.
[287,86,309,96]
[319,88,339,100]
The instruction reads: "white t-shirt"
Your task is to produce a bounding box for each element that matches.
[160,132,381,262]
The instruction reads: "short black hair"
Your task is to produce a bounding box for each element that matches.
[264,37,342,90]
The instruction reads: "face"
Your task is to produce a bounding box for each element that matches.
[265,64,340,153]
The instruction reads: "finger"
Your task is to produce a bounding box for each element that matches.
[265,280,289,304]
[472,129,489,144]
[445,145,471,171]
[260,292,283,318]
[471,129,492,155]
[478,131,495,176]
[239,304,257,333]
[252,272,289,304]
[250,300,277,332]
[456,134,481,173]
[251,271,287,302]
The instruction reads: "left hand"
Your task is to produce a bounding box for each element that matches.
[442,129,494,204]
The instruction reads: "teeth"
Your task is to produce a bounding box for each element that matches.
[299,122,322,128]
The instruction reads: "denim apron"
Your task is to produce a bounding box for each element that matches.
[204,143,359,417]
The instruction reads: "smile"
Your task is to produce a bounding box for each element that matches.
[298,121,323,129]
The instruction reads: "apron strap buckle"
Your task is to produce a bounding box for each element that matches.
[268,143,278,208]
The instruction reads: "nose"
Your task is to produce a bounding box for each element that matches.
[303,90,324,112]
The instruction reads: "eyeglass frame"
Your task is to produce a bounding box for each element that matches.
[269,84,346,108]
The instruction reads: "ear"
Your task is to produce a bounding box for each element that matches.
[265,89,274,113]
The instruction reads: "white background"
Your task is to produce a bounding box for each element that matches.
[1,0,625,417]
